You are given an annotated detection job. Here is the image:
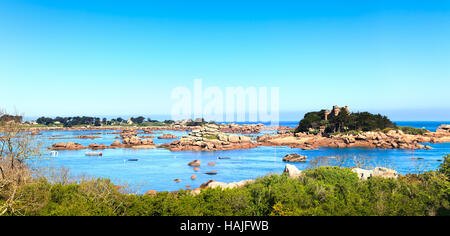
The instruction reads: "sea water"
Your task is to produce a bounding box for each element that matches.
[32,121,450,193]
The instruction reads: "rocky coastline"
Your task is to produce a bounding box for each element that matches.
[49,129,156,150]
[47,124,450,151]
[257,125,450,150]
[160,125,258,151]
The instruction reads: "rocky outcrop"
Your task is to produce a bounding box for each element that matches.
[88,143,108,150]
[352,167,398,180]
[122,136,154,145]
[50,136,155,150]
[49,142,86,150]
[436,124,450,133]
[282,154,307,162]
[158,134,178,139]
[164,125,258,151]
[190,179,256,195]
[144,190,157,196]
[283,164,302,178]
[258,130,436,150]
[30,130,42,135]
[49,135,101,140]
[110,140,122,147]
[218,123,263,134]
[188,160,201,167]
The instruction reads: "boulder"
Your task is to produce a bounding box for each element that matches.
[372,167,398,179]
[282,154,307,162]
[144,190,157,196]
[111,140,121,146]
[200,180,215,189]
[352,167,398,180]
[88,143,107,149]
[228,135,240,143]
[352,168,373,180]
[239,136,252,143]
[141,139,154,145]
[188,160,201,167]
[436,124,450,133]
[50,142,86,150]
[158,134,178,139]
[30,130,42,135]
[283,164,302,178]
[199,179,255,190]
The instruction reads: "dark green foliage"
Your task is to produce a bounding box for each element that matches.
[0,114,23,123]
[295,109,397,134]
[34,116,160,127]
[5,159,450,216]
[36,116,54,125]
[130,116,146,124]
[186,119,207,126]
[295,110,327,133]
[439,155,450,179]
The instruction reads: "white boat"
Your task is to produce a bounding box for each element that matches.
[85,151,103,156]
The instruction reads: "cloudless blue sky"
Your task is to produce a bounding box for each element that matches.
[1,0,449,120]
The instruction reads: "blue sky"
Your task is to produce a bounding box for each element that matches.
[1,0,449,120]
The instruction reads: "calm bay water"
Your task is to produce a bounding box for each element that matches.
[33,121,450,193]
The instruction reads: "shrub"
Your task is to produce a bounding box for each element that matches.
[439,155,450,179]
[4,158,450,216]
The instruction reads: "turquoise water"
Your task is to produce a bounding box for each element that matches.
[33,121,450,193]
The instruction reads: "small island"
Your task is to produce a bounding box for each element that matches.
[258,106,450,150]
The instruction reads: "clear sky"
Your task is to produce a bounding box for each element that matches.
[1,0,449,121]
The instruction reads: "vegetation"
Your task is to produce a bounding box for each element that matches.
[0,110,41,215]
[383,126,429,135]
[2,110,449,216]
[439,155,450,179]
[295,108,406,134]
[1,158,449,216]
[185,118,208,126]
[0,115,22,123]
[32,116,175,127]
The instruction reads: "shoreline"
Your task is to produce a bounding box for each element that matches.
[42,123,450,151]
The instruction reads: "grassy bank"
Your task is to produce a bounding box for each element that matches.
[2,156,449,216]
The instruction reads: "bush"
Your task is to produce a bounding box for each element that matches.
[384,126,429,135]
[4,160,450,216]
[439,155,450,179]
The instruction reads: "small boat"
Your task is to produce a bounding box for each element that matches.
[50,151,58,156]
[127,159,139,162]
[217,157,231,160]
[85,151,103,156]
[205,172,217,175]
